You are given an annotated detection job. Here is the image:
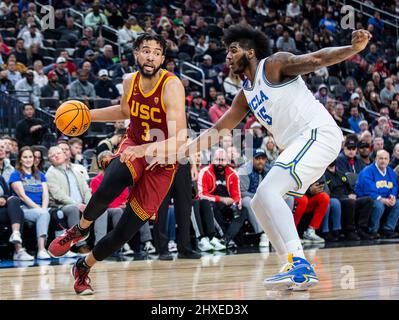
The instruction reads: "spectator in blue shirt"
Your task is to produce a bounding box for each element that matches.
[367,12,384,35]
[319,12,337,34]
[348,105,364,134]
[9,146,51,259]
[355,150,399,239]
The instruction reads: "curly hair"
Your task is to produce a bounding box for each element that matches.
[223,25,271,60]
[134,33,167,55]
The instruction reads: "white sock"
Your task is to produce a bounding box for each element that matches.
[286,240,306,259]
[251,167,304,264]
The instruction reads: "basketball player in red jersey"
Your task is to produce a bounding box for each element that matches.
[48,34,188,295]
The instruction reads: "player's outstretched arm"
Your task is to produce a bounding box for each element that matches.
[183,89,249,158]
[89,75,132,122]
[273,29,372,77]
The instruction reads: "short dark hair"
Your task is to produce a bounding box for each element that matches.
[223,25,271,60]
[134,33,167,55]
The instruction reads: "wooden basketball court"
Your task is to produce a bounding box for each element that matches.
[1,243,399,300]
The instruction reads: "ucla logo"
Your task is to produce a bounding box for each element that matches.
[249,90,272,125]
[376,180,393,189]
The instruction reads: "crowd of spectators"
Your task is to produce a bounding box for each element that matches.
[1,0,399,261]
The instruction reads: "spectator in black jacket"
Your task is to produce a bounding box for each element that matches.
[15,104,48,148]
[390,143,399,170]
[325,161,373,240]
[357,140,372,167]
[94,69,120,104]
[336,135,365,174]
[40,70,66,100]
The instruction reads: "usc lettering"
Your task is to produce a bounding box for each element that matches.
[130,100,162,123]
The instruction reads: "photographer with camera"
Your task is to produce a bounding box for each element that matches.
[198,148,247,248]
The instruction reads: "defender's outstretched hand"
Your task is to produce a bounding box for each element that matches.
[351,29,372,52]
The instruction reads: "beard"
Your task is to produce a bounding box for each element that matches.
[232,54,250,75]
[137,61,162,79]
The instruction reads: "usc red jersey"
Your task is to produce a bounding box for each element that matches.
[125,69,177,146]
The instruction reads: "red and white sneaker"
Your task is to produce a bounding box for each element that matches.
[48,225,89,258]
[71,261,94,295]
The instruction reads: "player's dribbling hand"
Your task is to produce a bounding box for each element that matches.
[351,29,372,52]
[120,145,146,163]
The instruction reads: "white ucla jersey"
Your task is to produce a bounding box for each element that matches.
[242,58,337,149]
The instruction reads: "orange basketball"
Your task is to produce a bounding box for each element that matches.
[55,100,91,137]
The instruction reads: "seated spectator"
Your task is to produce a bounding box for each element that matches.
[348,105,365,134]
[57,140,89,180]
[16,104,48,148]
[357,140,372,167]
[9,146,51,259]
[201,55,221,91]
[365,43,379,65]
[223,69,242,99]
[208,93,230,123]
[94,69,120,104]
[89,129,125,173]
[314,84,329,106]
[333,103,350,129]
[0,69,15,94]
[0,174,34,260]
[276,30,296,53]
[31,146,46,172]
[342,78,356,102]
[41,70,66,100]
[81,61,98,85]
[358,120,369,136]
[324,161,373,240]
[32,60,48,88]
[187,92,210,132]
[53,57,71,88]
[261,136,279,163]
[68,138,84,166]
[74,37,93,59]
[58,50,78,79]
[238,149,273,247]
[113,56,134,79]
[355,150,399,239]
[46,146,91,256]
[84,4,109,32]
[370,137,385,161]
[336,135,365,174]
[96,45,115,70]
[118,17,137,51]
[197,148,247,248]
[294,178,329,243]
[12,38,28,66]
[0,139,14,182]
[21,24,43,50]
[248,122,266,150]
[68,69,96,103]
[380,77,397,106]
[15,69,40,107]
[57,17,81,48]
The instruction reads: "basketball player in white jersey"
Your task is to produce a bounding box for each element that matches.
[183,25,371,290]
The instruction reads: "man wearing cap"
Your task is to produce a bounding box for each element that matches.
[358,120,369,135]
[238,149,273,247]
[187,92,210,132]
[14,69,40,107]
[355,150,399,239]
[357,140,372,167]
[79,50,100,75]
[336,135,365,174]
[54,56,71,88]
[41,70,66,101]
[113,56,134,79]
[94,69,120,104]
[68,69,96,102]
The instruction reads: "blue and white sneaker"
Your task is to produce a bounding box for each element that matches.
[264,253,319,291]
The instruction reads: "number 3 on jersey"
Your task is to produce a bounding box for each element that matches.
[141,121,150,141]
